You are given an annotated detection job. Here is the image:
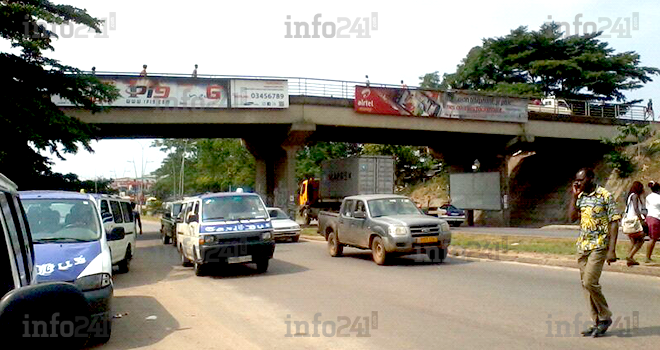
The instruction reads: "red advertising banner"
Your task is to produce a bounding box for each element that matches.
[354,86,528,123]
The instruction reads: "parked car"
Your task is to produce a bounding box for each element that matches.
[176,192,275,276]
[160,200,183,245]
[92,194,137,273]
[436,204,466,227]
[0,173,94,348]
[20,190,115,343]
[267,207,301,242]
[318,194,451,265]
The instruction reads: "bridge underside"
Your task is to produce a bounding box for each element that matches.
[62,101,636,226]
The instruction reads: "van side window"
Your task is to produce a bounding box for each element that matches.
[0,194,28,287]
[100,200,111,221]
[109,200,124,224]
[121,202,134,223]
[0,202,17,296]
[355,201,366,215]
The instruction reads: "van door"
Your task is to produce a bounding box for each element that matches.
[178,201,195,259]
[107,200,125,264]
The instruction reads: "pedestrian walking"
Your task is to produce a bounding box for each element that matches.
[131,202,143,235]
[645,181,660,263]
[568,168,620,338]
[365,75,370,87]
[647,99,654,119]
[192,64,198,78]
[621,181,646,266]
[140,64,147,77]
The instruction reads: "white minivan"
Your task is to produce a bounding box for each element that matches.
[20,190,115,343]
[92,195,137,273]
[176,192,275,276]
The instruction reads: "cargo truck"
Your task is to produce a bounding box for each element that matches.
[298,156,395,225]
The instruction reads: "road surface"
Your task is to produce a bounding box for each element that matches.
[89,221,660,349]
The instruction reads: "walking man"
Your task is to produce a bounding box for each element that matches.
[647,99,654,120]
[568,168,620,337]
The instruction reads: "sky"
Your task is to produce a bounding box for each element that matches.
[12,0,660,180]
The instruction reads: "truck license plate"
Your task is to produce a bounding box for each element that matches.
[228,256,252,264]
[416,236,438,244]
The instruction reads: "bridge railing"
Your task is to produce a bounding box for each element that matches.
[92,71,653,121]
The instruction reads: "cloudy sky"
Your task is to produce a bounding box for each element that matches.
[17,0,660,180]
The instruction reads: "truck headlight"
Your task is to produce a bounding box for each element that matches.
[75,273,111,291]
[262,231,273,240]
[441,221,450,232]
[388,225,409,236]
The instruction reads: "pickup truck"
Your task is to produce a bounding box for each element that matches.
[160,200,183,245]
[318,194,452,265]
[528,98,572,115]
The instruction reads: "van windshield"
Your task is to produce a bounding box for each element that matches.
[23,199,101,243]
[202,195,268,221]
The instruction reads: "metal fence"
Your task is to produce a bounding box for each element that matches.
[93,71,653,121]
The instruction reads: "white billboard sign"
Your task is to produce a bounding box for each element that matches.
[450,172,502,210]
[230,79,288,108]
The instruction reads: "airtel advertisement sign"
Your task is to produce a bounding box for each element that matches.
[354,86,528,123]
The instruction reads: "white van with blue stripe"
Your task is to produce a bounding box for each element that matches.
[19,190,116,343]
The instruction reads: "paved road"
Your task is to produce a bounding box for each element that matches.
[89,221,660,349]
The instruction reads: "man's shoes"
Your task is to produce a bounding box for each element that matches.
[581,324,598,336]
[644,258,655,264]
[626,257,639,266]
[592,318,613,338]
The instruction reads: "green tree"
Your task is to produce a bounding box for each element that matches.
[151,139,255,199]
[440,23,659,101]
[0,1,119,185]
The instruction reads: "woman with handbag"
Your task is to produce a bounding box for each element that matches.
[622,181,646,266]
[645,181,660,263]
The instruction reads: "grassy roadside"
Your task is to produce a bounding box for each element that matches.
[301,227,320,237]
[451,232,660,260]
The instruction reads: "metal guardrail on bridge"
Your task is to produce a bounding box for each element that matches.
[92,71,654,122]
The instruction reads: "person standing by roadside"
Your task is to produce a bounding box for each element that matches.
[645,181,660,263]
[622,181,646,266]
[568,168,620,338]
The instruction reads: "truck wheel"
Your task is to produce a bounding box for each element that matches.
[291,235,300,243]
[303,211,311,225]
[426,248,447,263]
[328,231,343,257]
[371,237,388,265]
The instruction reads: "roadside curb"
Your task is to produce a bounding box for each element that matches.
[449,246,660,278]
[301,235,325,242]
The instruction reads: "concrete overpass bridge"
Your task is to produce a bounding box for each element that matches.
[59,73,653,226]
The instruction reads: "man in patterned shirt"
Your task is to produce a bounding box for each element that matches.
[568,168,620,337]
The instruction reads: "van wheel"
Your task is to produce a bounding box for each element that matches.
[117,246,132,273]
[194,259,205,276]
[255,258,269,273]
[328,231,343,257]
[180,249,192,267]
[88,317,112,345]
[162,233,170,245]
[371,237,388,265]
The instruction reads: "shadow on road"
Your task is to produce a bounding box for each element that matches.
[339,250,477,266]
[85,296,181,349]
[202,259,310,279]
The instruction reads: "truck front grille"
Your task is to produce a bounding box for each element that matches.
[410,224,441,236]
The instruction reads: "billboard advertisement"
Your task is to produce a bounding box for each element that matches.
[449,172,502,210]
[354,86,528,123]
[230,79,289,108]
[52,76,229,108]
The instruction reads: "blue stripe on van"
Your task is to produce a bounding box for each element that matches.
[201,220,272,233]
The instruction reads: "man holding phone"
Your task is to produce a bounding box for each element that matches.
[568,168,621,337]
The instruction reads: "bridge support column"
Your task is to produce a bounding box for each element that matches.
[244,123,315,217]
